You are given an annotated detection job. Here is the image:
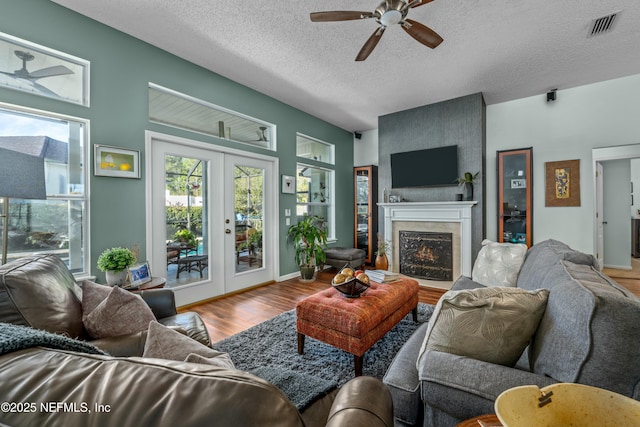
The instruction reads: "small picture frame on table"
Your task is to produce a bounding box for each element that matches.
[127,261,152,289]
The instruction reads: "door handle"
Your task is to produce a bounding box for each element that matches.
[225,229,231,234]
[602,221,608,225]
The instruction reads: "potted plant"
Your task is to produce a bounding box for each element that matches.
[97,247,137,286]
[173,228,197,248]
[287,215,328,281]
[375,234,391,270]
[456,171,479,201]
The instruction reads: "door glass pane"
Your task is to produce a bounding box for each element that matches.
[165,155,208,287]
[234,165,264,273]
[356,169,370,255]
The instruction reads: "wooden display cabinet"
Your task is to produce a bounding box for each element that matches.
[497,148,533,247]
[354,166,378,265]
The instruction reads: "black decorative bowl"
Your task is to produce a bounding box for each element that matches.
[331,264,370,298]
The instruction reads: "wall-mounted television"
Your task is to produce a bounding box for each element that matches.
[391,145,458,188]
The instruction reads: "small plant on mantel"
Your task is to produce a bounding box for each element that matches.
[455,171,479,201]
[375,233,391,270]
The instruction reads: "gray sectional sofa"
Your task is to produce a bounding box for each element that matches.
[383,239,640,427]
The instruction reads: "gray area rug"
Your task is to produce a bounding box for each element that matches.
[212,302,434,410]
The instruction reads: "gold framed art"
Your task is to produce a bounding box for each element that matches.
[545,159,580,207]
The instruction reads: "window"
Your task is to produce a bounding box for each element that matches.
[296,164,335,239]
[149,83,276,151]
[0,104,88,275]
[296,133,334,164]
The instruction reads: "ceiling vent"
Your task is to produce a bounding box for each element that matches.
[588,12,619,37]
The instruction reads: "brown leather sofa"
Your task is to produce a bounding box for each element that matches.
[0,255,394,426]
[0,254,210,355]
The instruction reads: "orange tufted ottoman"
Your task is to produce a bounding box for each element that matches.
[296,277,419,376]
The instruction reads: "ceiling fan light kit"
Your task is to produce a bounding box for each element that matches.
[310,0,442,61]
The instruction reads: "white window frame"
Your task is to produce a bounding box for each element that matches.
[295,162,335,241]
[0,102,90,276]
[296,133,335,165]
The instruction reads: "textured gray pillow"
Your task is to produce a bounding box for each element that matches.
[417,287,549,368]
[144,321,235,369]
[83,285,156,339]
[81,280,112,318]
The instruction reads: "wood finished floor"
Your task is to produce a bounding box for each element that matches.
[182,270,446,343]
[183,266,640,344]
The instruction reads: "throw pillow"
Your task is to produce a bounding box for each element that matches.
[144,321,235,369]
[81,280,112,319]
[472,239,528,287]
[83,285,156,339]
[416,286,549,368]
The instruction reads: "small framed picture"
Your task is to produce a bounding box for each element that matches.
[389,194,401,203]
[511,179,526,189]
[94,145,140,178]
[281,174,295,194]
[127,261,152,288]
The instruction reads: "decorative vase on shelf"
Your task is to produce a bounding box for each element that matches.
[375,253,389,270]
[464,182,474,201]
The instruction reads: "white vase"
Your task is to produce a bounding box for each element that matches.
[105,270,127,286]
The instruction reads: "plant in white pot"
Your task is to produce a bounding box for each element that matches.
[287,215,328,281]
[97,247,137,286]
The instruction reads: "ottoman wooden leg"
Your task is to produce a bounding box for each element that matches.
[412,306,418,322]
[354,355,363,377]
[297,332,305,355]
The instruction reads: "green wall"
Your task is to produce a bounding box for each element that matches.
[1,0,354,279]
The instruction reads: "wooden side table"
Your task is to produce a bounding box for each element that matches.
[128,276,166,291]
[456,414,502,427]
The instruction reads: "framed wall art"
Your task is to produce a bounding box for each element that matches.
[545,159,580,207]
[0,31,90,106]
[94,145,140,178]
[127,261,152,288]
[281,174,295,194]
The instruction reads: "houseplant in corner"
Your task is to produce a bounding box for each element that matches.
[456,171,479,201]
[287,215,328,281]
[97,247,137,286]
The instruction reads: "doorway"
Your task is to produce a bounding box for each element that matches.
[146,132,277,306]
[593,145,640,287]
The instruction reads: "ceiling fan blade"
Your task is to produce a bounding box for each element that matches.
[310,11,375,22]
[356,27,386,62]
[27,65,74,80]
[409,0,435,8]
[402,19,443,49]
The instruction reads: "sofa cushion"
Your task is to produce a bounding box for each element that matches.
[417,287,549,368]
[529,260,640,398]
[517,239,597,291]
[0,254,85,338]
[472,239,527,287]
[144,321,235,369]
[83,286,156,339]
[81,280,112,317]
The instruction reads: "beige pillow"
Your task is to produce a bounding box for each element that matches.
[472,239,527,287]
[83,285,156,339]
[81,280,112,318]
[417,287,549,368]
[144,321,235,369]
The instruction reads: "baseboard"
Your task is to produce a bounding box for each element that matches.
[603,264,632,270]
[278,271,300,282]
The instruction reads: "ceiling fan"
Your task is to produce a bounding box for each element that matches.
[0,50,74,81]
[310,0,443,61]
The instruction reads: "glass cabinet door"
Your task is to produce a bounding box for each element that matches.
[354,166,377,264]
[497,148,533,247]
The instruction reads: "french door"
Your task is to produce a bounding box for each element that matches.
[146,132,276,306]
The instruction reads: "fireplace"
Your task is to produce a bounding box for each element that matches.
[399,231,453,281]
[379,201,477,288]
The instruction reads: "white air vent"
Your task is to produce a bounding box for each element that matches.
[588,12,620,37]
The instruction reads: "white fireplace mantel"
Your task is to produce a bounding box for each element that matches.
[378,201,477,278]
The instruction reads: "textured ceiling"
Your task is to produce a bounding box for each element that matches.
[51,0,640,132]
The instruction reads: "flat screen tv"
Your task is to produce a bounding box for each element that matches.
[391,145,458,188]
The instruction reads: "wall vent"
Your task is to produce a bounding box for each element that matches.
[588,12,620,37]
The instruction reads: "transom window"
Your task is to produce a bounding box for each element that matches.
[296,133,334,165]
[0,103,88,274]
[149,83,276,151]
